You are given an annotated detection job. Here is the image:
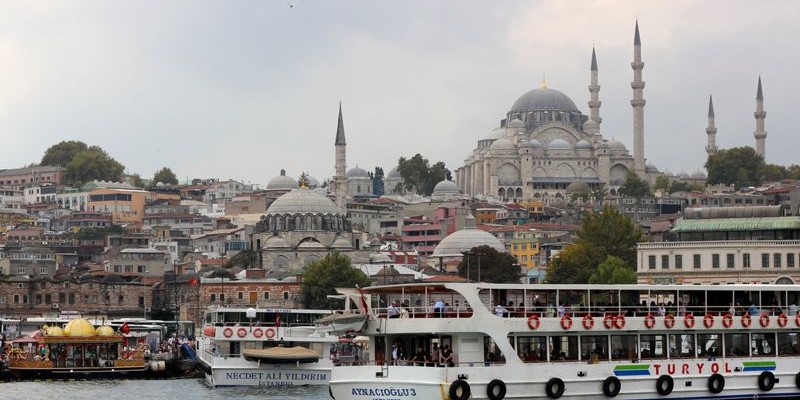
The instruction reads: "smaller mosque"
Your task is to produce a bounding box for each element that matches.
[430,215,507,272]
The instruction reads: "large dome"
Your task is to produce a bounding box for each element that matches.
[267,169,299,190]
[63,318,96,337]
[386,167,401,179]
[432,180,460,195]
[267,188,341,215]
[431,226,506,258]
[510,88,579,113]
[346,166,369,179]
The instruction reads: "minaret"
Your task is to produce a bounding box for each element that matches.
[334,103,348,210]
[705,95,718,156]
[754,76,767,159]
[585,46,602,136]
[630,20,646,176]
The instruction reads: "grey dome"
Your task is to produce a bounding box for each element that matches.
[645,164,660,173]
[267,188,341,215]
[583,119,600,129]
[386,167,401,179]
[369,253,393,264]
[529,138,543,148]
[677,171,690,179]
[486,127,506,140]
[267,169,299,190]
[691,170,707,179]
[347,166,369,178]
[510,88,579,113]
[490,138,516,151]
[305,176,320,188]
[566,181,590,193]
[547,138,572,150]
[431,227,506,258]
[433,180,460,195]
[507,118,525,129]
[575,139,592,150]
[606,139,628,151]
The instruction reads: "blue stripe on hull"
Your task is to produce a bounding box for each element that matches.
[614,370,650,376]
[743,366,778,371]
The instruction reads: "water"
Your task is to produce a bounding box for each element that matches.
[0,379,331,400]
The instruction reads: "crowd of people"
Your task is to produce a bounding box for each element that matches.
[390,339,454,367]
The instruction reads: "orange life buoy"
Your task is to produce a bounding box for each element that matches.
[684,314,695,328]
[582,314,594,330]
[265,328,276,339]
[603,314,615,329]
[742,313,752,328]
[527,314,540,330]
[777,313,788,327]
[664,314,675,329]
[561,315,573,330]
[614,314,625,329]
[760,314,770,328]
[722,313,733,328]
[253,328,264,338]
[223,327,233,338]
[703,313,714,328]
[644,313,656,329]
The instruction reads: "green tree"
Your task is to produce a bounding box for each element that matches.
[397,154,452,196]
[653,176,671,192]
[546,242,601,284]
[588,256,637,284]
[152,167,179,185]
[64,146,125,187]
[705,146,765,188]
[131,173,146,188]
[302,252,371,309]
[457,245,520,283]
[224,249,257,269]
[41,140,88,166]
[618,171,651,197]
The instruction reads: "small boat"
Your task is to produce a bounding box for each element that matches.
[316,312,367,334]
[242,346,320,364]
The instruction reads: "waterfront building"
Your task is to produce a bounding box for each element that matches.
[0,165,64,188]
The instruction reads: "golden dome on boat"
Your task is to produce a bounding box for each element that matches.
[63,318,97,337]
[46,326,65,336]
[95,325,116,336]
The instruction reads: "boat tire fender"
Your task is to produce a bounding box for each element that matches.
[449,379,471,400]
[602,376,621,397]
[545,377,565,399]
[795,371,800,389]
[486,379,506,400]
[708,373,725,394]
[758,371,776,391]
[656,374,674,396]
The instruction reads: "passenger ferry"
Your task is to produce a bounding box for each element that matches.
[198,305,341,387]
[329,283,800,400]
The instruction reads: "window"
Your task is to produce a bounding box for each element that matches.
[675,255,683,269]
[263,292,270,300]
[17,267,25,274]
[697,334,721,357]
[548,335,578,361]
[725,333,749,356]
[762,253,770,268]
[220,294,225,302]
[774,254,782,268]
[611,335,638,360]
[789,254,796,268]
[726,254,735,269]
[661,255,669,269]
[712,254,720,269]
[743,253,751,268]
[210,294,216,302]
[283,292,290,300]
[649,255,656,270]
[640,334,667,359]
[517,336,547,362]
[580,335,609,360]
[693,254,701,269]
[238,292,243,300]
[40,267,48,274]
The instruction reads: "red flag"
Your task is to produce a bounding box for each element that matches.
[274,313,281,328]
[189,277,199,286]
[121,322,130,334]
[357,286,369,314]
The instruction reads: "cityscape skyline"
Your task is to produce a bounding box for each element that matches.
[1,1,798,187]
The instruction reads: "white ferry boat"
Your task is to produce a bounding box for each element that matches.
[329,283,800,399]
[198,305,340,387]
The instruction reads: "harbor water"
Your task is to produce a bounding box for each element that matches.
[0,379,331,400]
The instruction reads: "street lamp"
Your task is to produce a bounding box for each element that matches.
[142,269,150,319]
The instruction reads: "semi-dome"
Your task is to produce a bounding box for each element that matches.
[691,171,707,179]
[267,188,341,215]
[96,325,116,336]
[264,235,290,248]
[64,318,96,337]
[677,171,691,179]
[547,138,573,150]
[575,139,592,150]
[432,180,460,195]
[386,167,401,179]
[529,138,543,148]
[431,225,506,258]
[486,127,507,140]
[489,138,516,151]
[507,118,525,130]
[566,181,590,193]
[606,139,628,151]
[267,169,299,190]
[346,166,369,178]
[510,87,579,113]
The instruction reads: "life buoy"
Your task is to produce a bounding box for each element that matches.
[486,379,507,400]
[760,314,770,328]
[582,314,594,330]
[603,314,615,329]
[722,313,733,328]
[252,328,263,338]
[527,315,540,330]
[656,374,674,396]
[758,371,775,391]
[778,313,788,327]
[237,327,247,338]
[703,313,714,328]
[602,376,621,397]
[684,314,695,328]
[223,327,233,338]
[265,328,276,339]
[742,314,752,328]
[644,313,655,329]
[664,314,675,329]
[614,315,625,329]
[708,373,725,394]
[545,377,565,399]
[449,379,471,400]
[561,315,573,330]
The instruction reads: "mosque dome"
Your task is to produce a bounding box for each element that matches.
[507,118,525,130]
[486,127,507,140]
[606,139,628,151]
[386,167,401,179]
[489,138,516,151]
[267,188,341,215]
[432,180,460,195]
[264,235,290,248]
[63,318,96,337]
[677,171,691,179]
[369,253,393,264]
[583,119,600,130]
[547,138,573,150]
[95,325,116,336]
[529,138,543,149]
[510,87,579,113]
[431,216,506,258]
[566,181,590,194]
[300,175,320,188]
[575,140,593,150]
[664,170,674,177]
[691,171,707,179]
[646,164,660,173]
[331,236,353,248]
[346,166,370,179]
[267,169,299,190]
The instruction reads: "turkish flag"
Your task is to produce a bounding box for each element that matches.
[121,322,130,334]
[274,313,281,328]
[189,277,199,286]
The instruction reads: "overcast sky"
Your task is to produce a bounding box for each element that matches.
[1,1,797,187]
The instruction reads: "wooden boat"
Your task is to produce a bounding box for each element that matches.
[242,346,320,364]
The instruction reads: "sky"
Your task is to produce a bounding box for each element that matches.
[0,1,798,187]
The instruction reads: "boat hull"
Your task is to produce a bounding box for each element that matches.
[204,365,331,387]
[10,366,149,380]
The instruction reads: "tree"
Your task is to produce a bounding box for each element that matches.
[705,146,765,188]
[302,252,371,309]
[618,172,651,197]
[372,167,385,196]
[457,245,520,283]
[130,173,146,188]
[396,154,452,196]
[41,140,88,166]
[653,176,671,193]
[588,256,637,284]
[152,167,179,185]
[64,146,125,187]
[224,249,257,269]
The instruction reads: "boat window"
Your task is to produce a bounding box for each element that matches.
[517,336,546,362]
[697,334,721,358]
[580,335,608,361]
[724,333,749,357]
[668,334,695,358]
[639,334,667,359]
[484,337,506,364]
[751,333,775,356]
[778,332,800,356]
[611,335,637,360]
[548,335,578,361]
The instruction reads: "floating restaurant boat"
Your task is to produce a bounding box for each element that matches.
[329,282,800,399]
